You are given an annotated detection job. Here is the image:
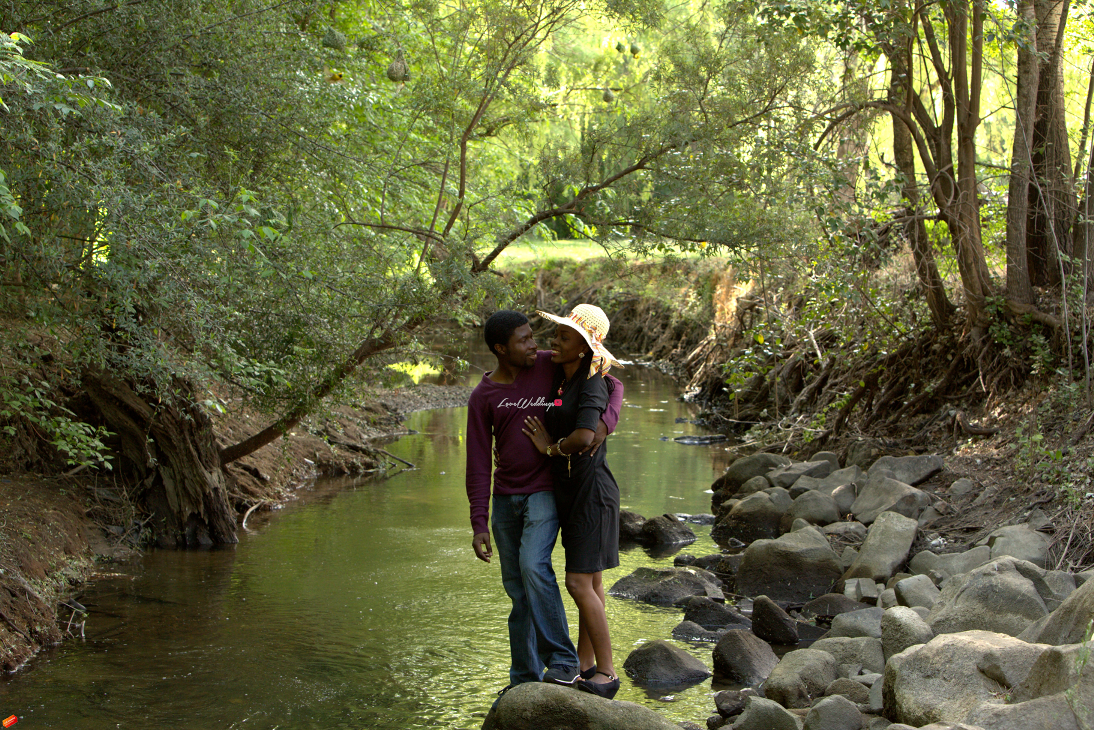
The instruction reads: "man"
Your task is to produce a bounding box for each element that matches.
[465,310,623,690]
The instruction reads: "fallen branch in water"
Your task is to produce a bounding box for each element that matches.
[377,448,416,469]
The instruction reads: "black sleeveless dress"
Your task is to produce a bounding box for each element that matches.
[545,369,620,574]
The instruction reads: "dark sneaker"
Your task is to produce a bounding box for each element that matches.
[542,664,580,685]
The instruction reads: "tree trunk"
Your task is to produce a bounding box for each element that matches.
[1006,0,1038,306]
[834,51,872,203]
[948,0,995,333]
[83,371,237,547]
[1026,0,1075,287]
[890,64,954,328]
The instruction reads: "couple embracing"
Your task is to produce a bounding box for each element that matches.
[464,305,625,700]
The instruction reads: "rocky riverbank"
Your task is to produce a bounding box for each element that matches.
[485,448,1094,730]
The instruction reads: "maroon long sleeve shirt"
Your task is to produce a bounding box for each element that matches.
[465,351,623,536]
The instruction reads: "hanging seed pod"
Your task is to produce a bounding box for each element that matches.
[615,41,626,53]
[322,27,347,51]
[602,87,615,103]
[630,42,641,57]
[387,50,409,83]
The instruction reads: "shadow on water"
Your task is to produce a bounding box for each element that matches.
[2,340,741,729]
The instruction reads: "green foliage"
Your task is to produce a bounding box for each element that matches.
[0,375,113,470]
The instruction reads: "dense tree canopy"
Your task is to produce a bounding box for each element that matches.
[4,0,1094,542]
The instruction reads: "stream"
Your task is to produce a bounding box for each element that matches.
[1,351,737,729]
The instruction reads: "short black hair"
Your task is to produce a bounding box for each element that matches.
[484,310,529,355]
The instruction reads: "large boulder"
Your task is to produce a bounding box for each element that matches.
[981,524,1051,568]
[829,607,885,639]
[1020,575,1094,645]
[802,694,864,730]
[868,454,944,486]
[763,648,840,709]
[781,490,841,532]
[842,511,919,583]
[908,546,992,580]
[712,492,787,546]
[608,567,723,606]
[881,606,934,662]
[672,620,729,643]
[811,636,885,674]
[712,629,779,686]
[730,696,799,730]
[622,640,712,688]
[803,594,874,618]
[926,557,1053,637]
[796,466,866,498]
[977,639,1050,690]
[882,630,1033,726]
[681,596,751,630]
[638,514,697,546]
[716,453,793,494]
[767,460,834,489]
[735,527,842,603]
[484,681,680,730]
[751,595,799,645]
[823,521,868,541]
[825,677,871,704]
[850,475,931,524]
[1011,641,1094,701]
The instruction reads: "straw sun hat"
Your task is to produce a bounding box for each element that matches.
[536,304,623,377]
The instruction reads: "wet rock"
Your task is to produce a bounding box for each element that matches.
[908,546,992,580]
[825,677,870,704]
[673,620,729,643]
[763,648,840,709]
[731,696,799,730]
[926,557,1052,637]
[714,688,753,718]
[717,454,792,494]
[1019,575,1094,645]
[623,639,712,688]
[796,620,832,642]
[620,510,647,542]
[681,596,751,630]
[823,521,867,541]
[980,524,1051,569]
[485,682,680,730]
[751,595,799,645]
[735,527,842,603]
[842,511,918,584]
[678,513,717,526]
[802,594,874,618]
[712,629,779,685]
[639,514,697,546]
[895,575,941,610]
[881,606,934,662]
[802,694,864,730]
[767,461,834,489]
[882,630,1031,726]
[829,607,884,639]
[608,566,724,606]
[781,490,841,532]
[867,454,944,487]
[811,636,884,674]
[706,716,727,730]
[849,475,931,525]
[712,492,786,546]
[736,475,772,497]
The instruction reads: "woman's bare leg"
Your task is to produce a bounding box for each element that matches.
[566,571,616,681]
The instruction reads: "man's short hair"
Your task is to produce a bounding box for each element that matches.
[484,310,529,355]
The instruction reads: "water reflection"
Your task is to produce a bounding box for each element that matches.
[2,353,737,729]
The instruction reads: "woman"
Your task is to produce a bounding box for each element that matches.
[522,304,623,699]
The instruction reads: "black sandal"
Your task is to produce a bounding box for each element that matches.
[580,665,597,680]
[576,672,620,699]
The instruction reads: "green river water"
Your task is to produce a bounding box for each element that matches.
[1,354,738,729]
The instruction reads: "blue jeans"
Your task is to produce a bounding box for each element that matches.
[491,491,578,685]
